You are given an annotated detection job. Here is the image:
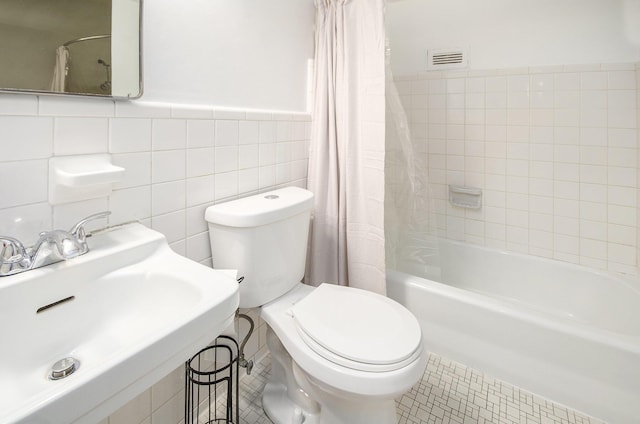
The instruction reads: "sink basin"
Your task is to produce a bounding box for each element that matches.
[0,223,239,424]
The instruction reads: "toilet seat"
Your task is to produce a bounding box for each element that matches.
[290,284,422,372]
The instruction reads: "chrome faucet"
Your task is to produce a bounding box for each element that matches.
[0,236,31,276]
[0,211,110,277]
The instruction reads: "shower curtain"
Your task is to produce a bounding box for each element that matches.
[49,46,70,92]
[307,0,387,294]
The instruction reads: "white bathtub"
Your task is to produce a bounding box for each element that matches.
[387,239,640,424]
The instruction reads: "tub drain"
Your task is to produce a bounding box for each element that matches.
[49,357,80,380]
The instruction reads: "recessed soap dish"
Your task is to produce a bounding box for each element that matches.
[449,185,482,209]
[49,154,125,205]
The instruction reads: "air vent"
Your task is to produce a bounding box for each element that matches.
[427,48,468,70]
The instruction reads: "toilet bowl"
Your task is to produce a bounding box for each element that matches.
[261,283,426,424]
[205,187,426,424]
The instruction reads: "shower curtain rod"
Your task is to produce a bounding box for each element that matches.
[62,34,111,47]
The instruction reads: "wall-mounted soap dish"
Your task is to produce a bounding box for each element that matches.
[449,185,482,209]
[49,154,125,205]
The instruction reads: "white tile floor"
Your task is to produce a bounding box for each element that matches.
[232,353,606,424]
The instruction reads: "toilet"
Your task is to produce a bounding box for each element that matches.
[205,187,426,424]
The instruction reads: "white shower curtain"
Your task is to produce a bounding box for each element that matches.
[307,0,387,294]
[49,46,70,92]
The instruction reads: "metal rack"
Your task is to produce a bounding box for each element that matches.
[185,335,239,424]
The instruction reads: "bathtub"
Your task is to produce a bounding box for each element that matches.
[387,239,640,424]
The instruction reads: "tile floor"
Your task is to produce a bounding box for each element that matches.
[229,353,605,424]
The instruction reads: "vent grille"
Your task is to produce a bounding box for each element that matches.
[427,49,467,70]
[433,52,463,65]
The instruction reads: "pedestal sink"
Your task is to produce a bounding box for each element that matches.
[0,223,239,424]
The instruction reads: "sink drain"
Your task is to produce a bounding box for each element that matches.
[49,357,80,380]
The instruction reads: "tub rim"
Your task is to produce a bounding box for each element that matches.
[386,268,640,354]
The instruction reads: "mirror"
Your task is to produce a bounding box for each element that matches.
[0,0,142,98]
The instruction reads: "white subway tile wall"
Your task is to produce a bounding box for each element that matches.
[0,95,310,424]
[393,63,640,276]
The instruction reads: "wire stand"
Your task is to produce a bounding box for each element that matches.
[185,335,239,424]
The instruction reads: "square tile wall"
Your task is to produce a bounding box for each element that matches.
[0,94,310,424]
[392,62,640,276]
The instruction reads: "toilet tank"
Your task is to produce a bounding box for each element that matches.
[204,187,314,308]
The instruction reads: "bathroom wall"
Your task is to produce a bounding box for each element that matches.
[386,0,640,276]
[0,95,310,249]
[393,64,640,275]
[0,0,314,422]
[387,0,640,75]
[143,0,315,110]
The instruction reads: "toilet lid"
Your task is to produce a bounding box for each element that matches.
[290,284,422,372]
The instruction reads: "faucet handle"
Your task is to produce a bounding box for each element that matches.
[0,236,31,267]
[69,211,111,242]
